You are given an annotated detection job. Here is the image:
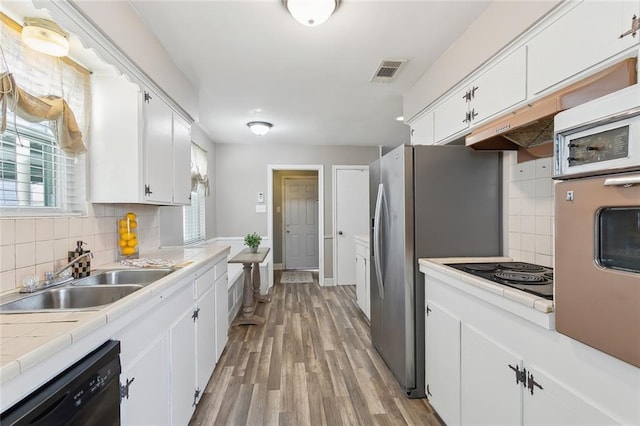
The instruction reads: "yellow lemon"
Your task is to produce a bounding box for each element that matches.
[126,212,137,220]
[129,220,138,229]
[121,247,136,255]
[118,219,128,227]
[120,232,134,241]
[128,238,138,248]
[119,239,128,248]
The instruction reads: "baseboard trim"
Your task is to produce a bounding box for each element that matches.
[273,263,283,271]
[323,277,335,287]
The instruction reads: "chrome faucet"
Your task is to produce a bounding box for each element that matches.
[20,252,94,293]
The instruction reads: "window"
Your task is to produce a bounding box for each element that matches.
[0,13,89,215]
[183,143,208,244]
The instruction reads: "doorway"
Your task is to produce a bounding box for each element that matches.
[267,165,324,287]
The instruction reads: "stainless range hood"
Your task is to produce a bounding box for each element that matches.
[466,58,637,162]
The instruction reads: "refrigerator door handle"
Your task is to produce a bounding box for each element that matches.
[373,183,385,299]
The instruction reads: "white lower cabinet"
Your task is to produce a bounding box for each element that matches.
[121,335,170,425]
[424,302,461,425]
[422,268,630,425]
[170,305,198,426]
[114,255,229,425]
[214,273,229,361]
[461,325,521,425]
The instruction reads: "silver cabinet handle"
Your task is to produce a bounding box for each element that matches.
[604,175,640,187]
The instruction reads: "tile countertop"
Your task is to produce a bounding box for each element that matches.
[0,243,230,387]
[418,257,555,329]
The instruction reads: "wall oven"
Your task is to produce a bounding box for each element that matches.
[553,85,640,368]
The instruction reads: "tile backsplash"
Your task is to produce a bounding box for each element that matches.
[0,204,161,294]
[506,153,555,267]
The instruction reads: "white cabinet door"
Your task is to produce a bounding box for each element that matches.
[471,47,526,123]
[425,302,461,426]
[523,363,617,425]
[214,273,229,361]
[528,1,639,96]
[461,325,522,426]
[173,117,192,205]
[196,285,217,396]
[144,91,174,204]
[122,335,170,426]
[410,110,435,145]
[170,306,197,426]
[433,86,470,142]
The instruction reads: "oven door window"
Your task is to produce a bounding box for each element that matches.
[598,207,640,273]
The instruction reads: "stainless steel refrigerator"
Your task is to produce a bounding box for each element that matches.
[369,144,502,398]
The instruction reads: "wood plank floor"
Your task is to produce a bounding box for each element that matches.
[190,271,442,425]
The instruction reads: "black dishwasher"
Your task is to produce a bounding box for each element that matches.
[1,340,121,426]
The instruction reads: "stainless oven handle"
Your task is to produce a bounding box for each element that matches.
[603,175,640,187]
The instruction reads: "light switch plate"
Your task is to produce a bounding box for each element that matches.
[256,204,267,213]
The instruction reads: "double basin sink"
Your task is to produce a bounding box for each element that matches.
[0,269,174,313]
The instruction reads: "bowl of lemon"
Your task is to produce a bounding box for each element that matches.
[118,212,139,260]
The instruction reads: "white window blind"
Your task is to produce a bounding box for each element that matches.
[0,14,89,215]
[183,143,207,244]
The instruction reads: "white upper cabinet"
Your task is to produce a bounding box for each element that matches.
[528,1,640,96]
[89,75,191,205]
[410,110,435,145]
[433,47,526,143]
[172,117,192,205]
[144,90,174,204]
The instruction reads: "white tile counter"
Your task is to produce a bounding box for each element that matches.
[0,243,230,396]
[419,256,554,329]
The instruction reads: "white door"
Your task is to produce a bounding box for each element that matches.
[170,307,197,425]
[335,167,369,285]
[284,178,318,269]
[144,90,173,204]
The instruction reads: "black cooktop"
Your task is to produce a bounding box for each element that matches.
[447,262,554,300]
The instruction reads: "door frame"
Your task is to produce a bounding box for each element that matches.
[332,165,369,287]
[268,164,324,287]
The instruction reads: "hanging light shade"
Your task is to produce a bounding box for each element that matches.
[283,0,340,27]
[21,17,69,57]
[247,121,273,136]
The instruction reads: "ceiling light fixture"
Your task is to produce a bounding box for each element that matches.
[21,17,70,57]
[247,121,273,136]
[283,0,340,27]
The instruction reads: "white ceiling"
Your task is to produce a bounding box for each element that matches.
[129,1,491,147]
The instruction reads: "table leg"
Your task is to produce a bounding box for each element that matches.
[252,261,272,303]
[232,262,265,326]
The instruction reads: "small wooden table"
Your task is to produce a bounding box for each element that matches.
[229,247,271,326]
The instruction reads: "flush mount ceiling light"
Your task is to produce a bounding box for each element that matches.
[247,121,273,136]
[283,0,340,27]
[21,17,69,57]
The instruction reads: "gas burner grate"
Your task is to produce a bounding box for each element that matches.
[498,262,545,272]
[494,272,547,284]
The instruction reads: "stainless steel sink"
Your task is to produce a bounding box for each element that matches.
[72,269,174,287]
[0,285,143,312]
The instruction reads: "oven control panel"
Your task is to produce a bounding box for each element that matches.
[567,126,629,167]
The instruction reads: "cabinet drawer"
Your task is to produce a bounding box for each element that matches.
[195,267,215,300]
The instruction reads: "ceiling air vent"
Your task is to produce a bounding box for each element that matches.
[370,59,407,83]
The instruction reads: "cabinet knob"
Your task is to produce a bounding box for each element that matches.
[338,231,343,235]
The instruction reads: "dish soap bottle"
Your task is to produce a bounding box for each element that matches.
[68,240,91,279]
